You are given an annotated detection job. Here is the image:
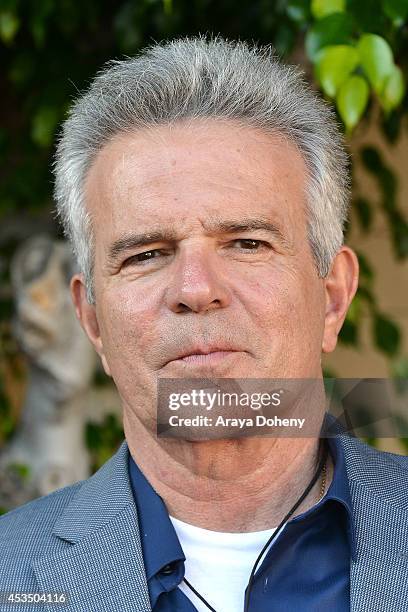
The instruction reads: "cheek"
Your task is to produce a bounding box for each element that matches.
[239,268,325,345]
[97,284,162,365]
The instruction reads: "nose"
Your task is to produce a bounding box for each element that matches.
[164,244,232,314]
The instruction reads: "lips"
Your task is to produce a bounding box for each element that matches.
[164,345,242,366]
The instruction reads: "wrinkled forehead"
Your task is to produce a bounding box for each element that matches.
[83,119,309,250]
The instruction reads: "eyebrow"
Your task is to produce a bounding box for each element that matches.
[106,218,287,265]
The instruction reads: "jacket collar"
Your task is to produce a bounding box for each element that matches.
[32,440,152,612]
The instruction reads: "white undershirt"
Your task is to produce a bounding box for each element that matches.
[169,515,283,612]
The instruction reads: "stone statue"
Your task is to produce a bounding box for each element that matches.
[0,235,97,510]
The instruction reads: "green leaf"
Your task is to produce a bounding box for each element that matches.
[383,0,408,26]
[363,437,378,449]
[379,65,406,113]
[354,198,373,232]
[391,356,408,377]
[339,318,358,345]
[286,0,310,22]
[315,45,359,97]
[389,210,408,259]
[274,23,296,56]
[85,422,101,451]
[357,285,376,305]
[0,415,15,437]
[9,53,35,87]
[31,106,59,148]
[381,108,402,143]
[391,357,408,394]
[8,463,30,480]
[361,146,382,173]
[356,251,374,281]
[311,0,345,19]
[0,11,19,44]
[348,0,388,32]
[305,12,354,61]
[337,74,369,131]
[29,0,54,48]
[373,312,401,356]
[346,294,361,324]
[163,0,172,15]
[358,34,394,94]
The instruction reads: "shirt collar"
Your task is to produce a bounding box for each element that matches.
[324,433,357,560]
[287,422,356,561]
[128,454,185,581]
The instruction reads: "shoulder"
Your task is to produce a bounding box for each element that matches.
[339,433,408,506]
[0,440,130,588]
[0,481,83,586]
[340,433,408,470]
[0,479,83,538]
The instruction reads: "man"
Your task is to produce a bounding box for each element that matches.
[1,36,407,612]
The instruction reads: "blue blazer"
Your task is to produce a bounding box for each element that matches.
[1,434,408,611]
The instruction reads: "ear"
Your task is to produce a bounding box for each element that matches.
[322,246,359,354]
[70,273,112,377]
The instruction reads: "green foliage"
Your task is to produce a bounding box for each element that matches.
[31,106,60,148]
[383,0,408,26]
[373,313,402,356]
[392,355,408,379]
[0,10,19,44]
[339,236,405,365]
[380,65,405,112]
[85,413,124,472]
[286,0,311,23]
[338,317,358,345]
[358,34,394,94]
[392,357,408,396]
[0,381,15,442]
[354,197,373,232]
[315,44,359,97]
[7,462,30,480]
[337,74,369,131]
[361,146,408,259]
[307,3,407,132]
[163,0,173,16]
[306,12,353,60]
[311,0,345,19]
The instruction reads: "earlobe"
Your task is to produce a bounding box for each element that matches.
[70,274,112,376]
[322,247,359,354]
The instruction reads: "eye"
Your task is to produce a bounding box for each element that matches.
[232,239,267,250]
[122,249,166,266]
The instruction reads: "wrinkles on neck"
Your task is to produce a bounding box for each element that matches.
[124,409,332,532]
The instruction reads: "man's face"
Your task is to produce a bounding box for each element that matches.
[80,119,329,426]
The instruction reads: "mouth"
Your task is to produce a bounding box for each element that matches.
[175,350,239,365]
[164,346,243,367]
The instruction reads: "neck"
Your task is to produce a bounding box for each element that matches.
[124,409,332,532]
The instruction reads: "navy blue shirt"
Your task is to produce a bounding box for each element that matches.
[128,434,355,611]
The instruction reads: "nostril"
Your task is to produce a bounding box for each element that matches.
[177,302,191,313]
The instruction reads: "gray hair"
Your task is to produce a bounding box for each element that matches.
[53,36,350,305]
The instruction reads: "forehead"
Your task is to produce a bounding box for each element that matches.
[84,119,308,243]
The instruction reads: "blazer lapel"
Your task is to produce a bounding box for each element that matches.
[32,440,152,612]
[339,434,408,612]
